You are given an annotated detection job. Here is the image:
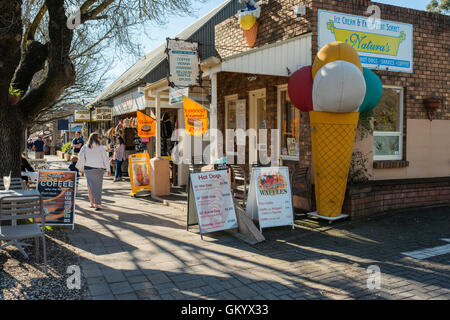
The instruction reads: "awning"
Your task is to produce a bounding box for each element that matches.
[217,33,312,76]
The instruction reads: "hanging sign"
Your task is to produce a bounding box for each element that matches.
[94,107,113,121]
[187,170,238,235]
[36,170,77,228]
[183,96,208,136]
[246,167,294,232]
[74,110,91,122]
[136,110,156,138]
[169,87,189,105]
[167,39,201,87]
[128,153,151,196]
[318,10,413,73]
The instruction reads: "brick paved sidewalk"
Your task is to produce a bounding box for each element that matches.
[59,156,449,300]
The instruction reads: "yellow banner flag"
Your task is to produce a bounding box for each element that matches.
[137,110,155,138]
[183,96,208,135]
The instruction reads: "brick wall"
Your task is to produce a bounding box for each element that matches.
[215,0,314,59]
[342,178,450,220]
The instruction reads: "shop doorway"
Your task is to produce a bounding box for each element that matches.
[249,88,267,166]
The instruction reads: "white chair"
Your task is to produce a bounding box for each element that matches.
[0,195,47,273]
[0,177,25,191]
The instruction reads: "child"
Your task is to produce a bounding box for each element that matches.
[69,156,80,192]
[69,156,79,177]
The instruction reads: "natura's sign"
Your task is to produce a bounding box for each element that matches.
[318,10,413,73]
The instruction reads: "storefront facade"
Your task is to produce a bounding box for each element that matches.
[211,0,449,218]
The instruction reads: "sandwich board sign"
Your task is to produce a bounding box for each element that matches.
[246,167,294,232]
[36,170,77,229]
[187,170,238,237]
[128,153,151,196]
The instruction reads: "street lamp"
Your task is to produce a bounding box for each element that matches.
[87,104,96,136]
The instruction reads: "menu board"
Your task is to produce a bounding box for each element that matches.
[246,167,294,231]
[187,170,238,235]
[37,170,77,228]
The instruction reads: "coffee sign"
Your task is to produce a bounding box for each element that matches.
[167,39,201,87]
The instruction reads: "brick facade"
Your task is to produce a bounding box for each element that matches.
[214,0,449,217]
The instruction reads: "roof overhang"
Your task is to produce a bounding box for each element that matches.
[205,33,312,77]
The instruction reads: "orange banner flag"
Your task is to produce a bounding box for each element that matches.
[137,110,155,138]
[183,96,208,136]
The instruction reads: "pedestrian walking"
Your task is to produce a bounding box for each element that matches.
[112,136,126,182]
[32,136,45,159]
[76,132,111,211]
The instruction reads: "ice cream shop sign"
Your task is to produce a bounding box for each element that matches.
[318,10,413,73]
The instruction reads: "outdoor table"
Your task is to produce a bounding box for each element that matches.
[0,189,42,259]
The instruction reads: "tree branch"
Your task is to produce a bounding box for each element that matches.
[82,0,114,22]
[24,3,47,43]
[11,41,49,97]
[16,0,75,123]
[0,0,23,101]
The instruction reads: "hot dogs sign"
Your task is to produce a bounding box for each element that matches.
[318,10,413,73]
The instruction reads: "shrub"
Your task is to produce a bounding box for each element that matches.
[61,142,72,153]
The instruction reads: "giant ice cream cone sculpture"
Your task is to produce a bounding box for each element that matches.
[238,3,260,48]
[288,42,383,219]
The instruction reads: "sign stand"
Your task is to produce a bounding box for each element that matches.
[36,170,77,229]
[186,170,238,239]
[246,167,295,232]
[186,175,203,240]
[128,153,151,197]
[306,211,349,224]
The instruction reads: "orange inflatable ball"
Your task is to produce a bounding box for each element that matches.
[312,41,363,79]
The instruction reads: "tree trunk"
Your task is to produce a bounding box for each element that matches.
[0,108,25,177]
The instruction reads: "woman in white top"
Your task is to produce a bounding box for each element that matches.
[77,133,111,211]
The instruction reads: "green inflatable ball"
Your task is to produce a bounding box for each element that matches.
[358,68,383,113]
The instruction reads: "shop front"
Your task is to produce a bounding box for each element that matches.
[210,0,449,218]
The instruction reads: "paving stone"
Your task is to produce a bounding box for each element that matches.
[89,283,111,296]
[135,288,159,299]
[127,275,148,284]
[86,276,107,285]
[102,270,127,283]
[147,273,172,285]
[176,279,207,290]
[228,286,259,299]
[91,294,115,300]
[115,293,138,300]
[132,281,154,291]
[109,281,134,295]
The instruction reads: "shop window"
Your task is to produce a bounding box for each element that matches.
[277,86,300,160]
[373,86,404,161]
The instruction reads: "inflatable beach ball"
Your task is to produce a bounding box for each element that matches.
[288,66,314,112]
[359,68,383,113]
[313,60,366,113]
[240,14,256,30]
[312,41,363,79]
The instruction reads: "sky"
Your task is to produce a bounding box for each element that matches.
[103,0,431,87]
